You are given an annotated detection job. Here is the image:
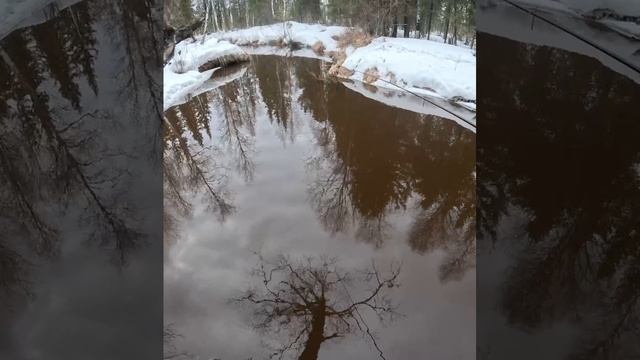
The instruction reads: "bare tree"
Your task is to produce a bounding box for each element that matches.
[234,254,401,360]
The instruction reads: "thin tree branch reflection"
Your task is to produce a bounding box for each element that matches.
[234,254,401,360]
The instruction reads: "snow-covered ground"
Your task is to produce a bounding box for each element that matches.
[164,36,248,111]
[214,22,476,106]
[164,22,476,117]
[1,0,82,39]
[342,37,476,102]
[214,22,345,51]
[169,36,246,73]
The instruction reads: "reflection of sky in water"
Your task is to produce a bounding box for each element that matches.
[164,57,476,360]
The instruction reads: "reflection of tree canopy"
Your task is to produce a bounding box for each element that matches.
[292,55,475,281]
[478,33,640,359]
[163,65,257,244]
[164,103,234,231]
[254,55,297,142]
[0,0,161,301]
[235,254,400,360]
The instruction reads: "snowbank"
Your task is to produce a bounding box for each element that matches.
[164,37,248,110]
[215,22,477,105]
[214,22,345,52]
[169,36,248,73]
[341,37,476,102]
[164,68,214,111]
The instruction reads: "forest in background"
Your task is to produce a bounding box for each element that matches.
[166,0,475,47]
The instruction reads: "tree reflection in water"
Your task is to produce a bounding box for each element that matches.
[235,254,400,360]
[478,33,640,359]
[0,0,162,305]
[165,56,476,283]
[295,57,476,281]
[164,55,475,359]
[163,62,256,246]
[1,1,162,358]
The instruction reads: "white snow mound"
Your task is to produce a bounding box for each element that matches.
[342,37,476,101]
[215,21,345,52]
[164,37,247,110]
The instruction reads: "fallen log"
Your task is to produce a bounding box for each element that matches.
[197,52,251,72]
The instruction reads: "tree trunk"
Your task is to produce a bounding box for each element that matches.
[392,11,399,38]
[452,0,458,45]
[299,305,326,360]
[443,2,451,43]
[427,0,434,40]
[403,15,409,37]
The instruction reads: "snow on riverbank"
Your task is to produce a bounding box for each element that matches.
[214,22,345,52]
[164,21,476,116]
[164,36,248,110]
[341,37,476,102]
[214,21,476,105]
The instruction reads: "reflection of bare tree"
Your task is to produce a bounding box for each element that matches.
[235,255,401,360]
[1,30,145,265]
[164,108,233,223]
[0,0,161,304]
[214,72,258,182]
[478,33,640,359]
[163,65,260,246]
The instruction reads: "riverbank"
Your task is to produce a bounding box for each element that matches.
[164,21,476,112]
[215,22,476,106]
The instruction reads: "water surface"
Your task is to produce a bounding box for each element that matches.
[478,30,640,360]
[164,55,476,360]
[0,0,163,358]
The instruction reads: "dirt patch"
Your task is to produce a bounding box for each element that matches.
[312,41,325,55]
[333,66,355,78]
[328,50,353,77]
[362,67,379,84]
[327,30,373,80]
[198,52,251,72]
[334,29,373,50]
[363,83,378,93]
